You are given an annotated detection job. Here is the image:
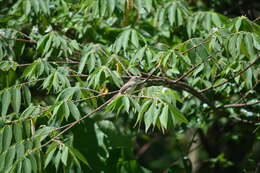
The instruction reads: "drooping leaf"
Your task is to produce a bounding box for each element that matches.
[160,104,169,130]
[13,122,23,142]
[144,102,156,132]
[1,89,11,116]
[61,146,69,166]
[4,146,16,171]
[23,157,32,173]
[168,103,188,124]
[3,126,12,151]
[44,144,57,168]
[68,146,89,166]
[67,102,81,120]
[135,99,152,127]
[11,86,21,113]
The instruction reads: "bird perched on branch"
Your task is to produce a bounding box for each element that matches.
[119,76,140,94]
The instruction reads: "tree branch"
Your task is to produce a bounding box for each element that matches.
[217,100,260,109]
[0,33,36,43]
[144,76,216,109]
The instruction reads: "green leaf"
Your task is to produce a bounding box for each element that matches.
[54,150,61,170]
[204,13,211,30]
[39,0,49,14]
[168,4,176,26]
[168,104,188,124]
[94,69,105,88]
[1,89,11,116]
[0,130,3,153]
[123,96,130,113]
[144,0,152,12]
[24,0,31,16]
[122,30,131,50]
[158,7,165,26]
[23,85,31,105]
[131,47,145,64]
[252,34,260,50]
[31,0,39,13]
[24,120,31,137]
[135,99,152,127]
[88,53,96,73]
[236,33,243,56]
[57,87,78,101]
[36,35,48,52]
[44,145,56,168]
[107,0,115,15]
[153,103,162,126]
[23,157,32,173]
[68,146,89,166]
[228,35,237,57]
[25,141,33,150]
[67,102,81,120]
[100,0,107,17]
[43,33,53,56]
[11,87,21,113]
[144,102,155,132]
[13,122,23,142]
[16,143,25,159]
[61,147,69,166]
[3,126,12,151]
[245,68,252,88]
[160,104,169,129]
[22,61,37,79]
[106,95,122,112]
[131,30,140,48]
[78,52,89,74]
[110,70,123,88]
[63,102,70,120]
[177,52,191,65]
[16,162,23,173]
[212,13,221,26]
[5,146,16,170]
[0,152,6,172]
[129,97,140,111]
[244,33,256,59]
[235,17,242,32]
[29,155,37,173]
[114,34,123,53]
[177,9,183,26]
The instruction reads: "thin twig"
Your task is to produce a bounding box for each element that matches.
[217,100,260,109]
[130,95,155,100]
[187,129,199,154]
[6,28,33,40]
[151,77,216,109]
[80,87,101,94]
[181,40,210,54]
[231,116,256,124]
[70,90,118,103]
[174,54,214,83]
[253,16,260,22]
[174,63,202,83]
[0,33,36,43]
[135,136,161,158]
